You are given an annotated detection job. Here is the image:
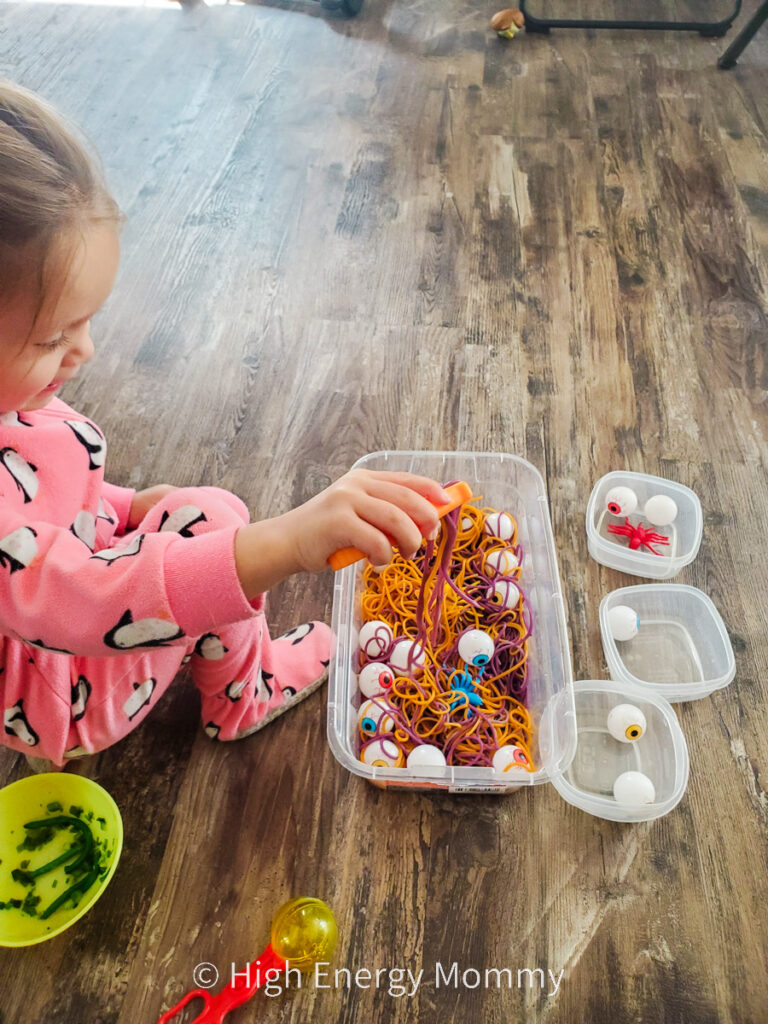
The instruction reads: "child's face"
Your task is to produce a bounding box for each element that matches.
[0,223,120,414]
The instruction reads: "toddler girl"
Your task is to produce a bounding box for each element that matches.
[0,79,447,767]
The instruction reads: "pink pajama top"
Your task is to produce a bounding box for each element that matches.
[0,398,258,662]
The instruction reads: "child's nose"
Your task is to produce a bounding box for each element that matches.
[65,323,95,364]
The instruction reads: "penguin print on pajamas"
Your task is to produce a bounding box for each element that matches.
[278,623,315,645]
[0,448,38,503]
[194,633,228,660]
[0,411,32,427]
[255,667,274,702]
[64,420,106,469]
[71,675,92,722]
[70,510,97,551]
[225,680,248,701]
[123,678,156,720]
[104,609,185,650]
[204,722,221,740]
[158,505,207,537]
[277,622,330,670]
[0,526,37,573]
[4,700,39,747]
[96,498,115,525]
[23,637,75,655]
[90,533,144,564]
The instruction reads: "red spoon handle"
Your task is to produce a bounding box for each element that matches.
[156,945,286,1024]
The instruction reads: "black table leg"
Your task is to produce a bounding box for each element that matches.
[719,0,768,65]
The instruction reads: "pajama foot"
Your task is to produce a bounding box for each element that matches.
[202,621,335,741]
[228,664,329,739]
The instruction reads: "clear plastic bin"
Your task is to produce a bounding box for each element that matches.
[327,451,576,793]
[586,471,702,579]
[545,681,690,822]
[599,584,736,702]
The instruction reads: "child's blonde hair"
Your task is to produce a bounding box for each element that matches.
[0,78,122,331]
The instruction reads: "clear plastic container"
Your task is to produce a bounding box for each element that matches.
[599,584,736,702]
[327,450,576,793]
[586,471,702,579]
[545,681,690,822]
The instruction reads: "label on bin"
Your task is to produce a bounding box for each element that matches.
[448,785,515,795]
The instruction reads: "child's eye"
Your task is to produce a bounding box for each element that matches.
[39,332,70,352]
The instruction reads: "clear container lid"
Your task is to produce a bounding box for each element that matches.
[599,584,736,702]
[544,680,690,822]
[586,471,702,579]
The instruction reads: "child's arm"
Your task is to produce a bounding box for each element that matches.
[0,470,446,658]
[0,500,250,657]
[234,470,448,601]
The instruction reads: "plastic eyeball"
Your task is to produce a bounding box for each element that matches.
[643,494,678,526]
[492,745,530,772]
[358,662,395,699]
[605,486,638,517]
[483,512,515,541]
[613,770,655,806]
[489,578,520,609]
[358,697,394,735]
[360,737,404,767]
[406,744,447,769]
[482,547,519,576]
[607,604,639,642]
[607,703,647,743]
[461,515,475,531]
[457,628,495,667]
[358,619,393,659]
[388,638,426,676]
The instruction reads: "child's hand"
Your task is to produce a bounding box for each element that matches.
[127,485,180,529]
[233,471,450,601]
[280,470,451,572]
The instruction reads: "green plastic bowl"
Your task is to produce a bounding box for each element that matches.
[0,773,123,947]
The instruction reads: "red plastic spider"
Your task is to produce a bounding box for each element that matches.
[607,517,671,556]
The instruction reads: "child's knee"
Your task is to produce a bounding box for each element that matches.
[139,486,250,534]
[193,487,250,525]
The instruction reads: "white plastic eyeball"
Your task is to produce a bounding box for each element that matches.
[607,604,639,642]
[644,494,678,526]
[388,638,426,676]
[358,662,395,698]
[461,516,475,531]
[605,486,638,517]
[490,578,520,609]
[360,737,404,767]
[607,703,647,743]
[458,628,495,667]
[358,619,393,659]
[483,512,515,541]
[358,697,395,735]
[492,745,530,772]
[406,744,447,769]
[482,547,519,576]
[613,770,655,806]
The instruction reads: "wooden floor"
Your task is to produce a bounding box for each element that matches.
[1,0,768,1021]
